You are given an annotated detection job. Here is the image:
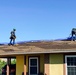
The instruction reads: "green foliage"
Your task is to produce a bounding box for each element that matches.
[11,59,16,64]
[0,60,7,74]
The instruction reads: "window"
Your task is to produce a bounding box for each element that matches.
[29,57,39,75]
[65,55,76,75]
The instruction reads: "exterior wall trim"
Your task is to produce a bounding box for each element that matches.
[24,56,26,75]
[44,54,49,75]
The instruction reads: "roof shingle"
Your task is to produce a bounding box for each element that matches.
[0,41,76,56]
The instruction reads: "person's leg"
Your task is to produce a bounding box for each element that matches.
[9,39,13,45]
[72,31,74,41]
[13,39,15,45]
[75,34,76,41]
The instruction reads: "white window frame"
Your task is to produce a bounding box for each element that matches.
[65,55,76,75]
[29,57,38,75]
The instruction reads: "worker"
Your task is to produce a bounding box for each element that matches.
[9,29,16,45]
[71,28,76,41]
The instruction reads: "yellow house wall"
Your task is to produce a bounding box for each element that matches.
[49,54,63,75]
[40,54,44,73]
[16,54,44,75]
[16,55,24,75]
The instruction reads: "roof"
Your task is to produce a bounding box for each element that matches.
[0,41,76,56]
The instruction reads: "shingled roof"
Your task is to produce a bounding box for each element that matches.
[0,41,76,56]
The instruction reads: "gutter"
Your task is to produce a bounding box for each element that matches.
[0,49,76,56]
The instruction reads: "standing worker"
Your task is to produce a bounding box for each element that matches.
[71,28,76,41]
[9,29,16,45]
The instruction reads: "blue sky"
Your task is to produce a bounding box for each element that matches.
[0,0,76,43]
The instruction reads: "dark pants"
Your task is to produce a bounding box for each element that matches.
[72,31,76,41]
[10,39,15,45]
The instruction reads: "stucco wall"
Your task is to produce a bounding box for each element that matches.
[49,54,64,75]
[16,55,24,75]
[16,54,44,75]
[40,54,44,73]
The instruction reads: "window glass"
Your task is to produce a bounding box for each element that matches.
[67,57,76,66]
[30,59,37,66]
[68,67,76,75]
[30,67,37,74]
